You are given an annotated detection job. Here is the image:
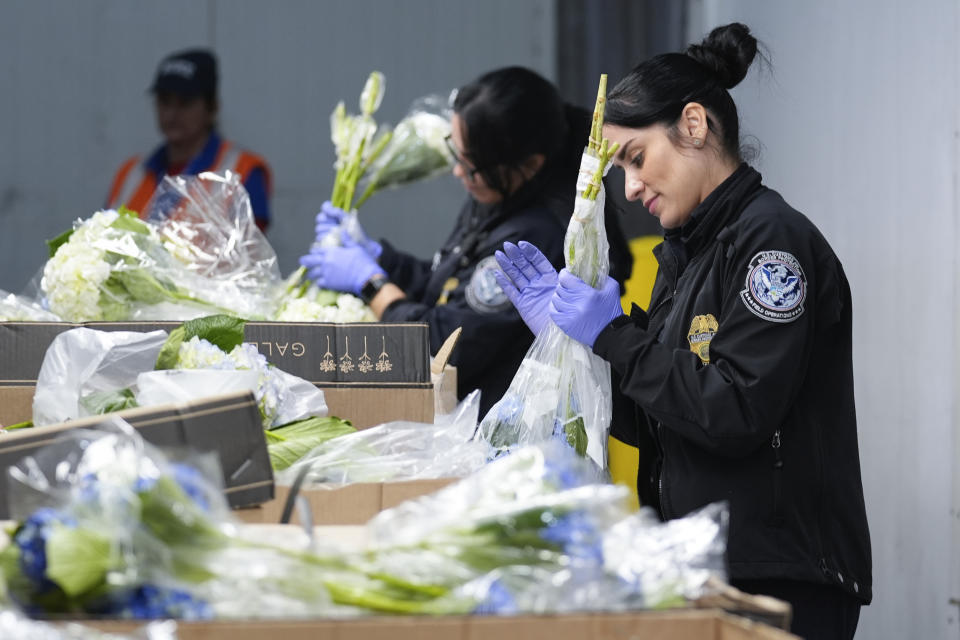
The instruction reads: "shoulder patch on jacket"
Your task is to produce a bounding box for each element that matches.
[465,255,511,314]
[740,250,807,323]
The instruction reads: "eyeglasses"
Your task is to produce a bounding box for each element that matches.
[444,134,483,182]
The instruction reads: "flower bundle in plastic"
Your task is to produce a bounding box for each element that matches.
[277,390,486,487]
[0,424,728,620]
[29,316,350,471]
[38,172,284,323]
[474,75,620,468]
[279,71,455,309]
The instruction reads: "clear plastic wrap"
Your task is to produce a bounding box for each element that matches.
[353,93,454,207]
[357,442,728,614]
[276,390,485,486]
[32,328,168,426]
[475,150,614,468]
[0,421,728,620]
[31,325,328,430]
[38,174,280,322]
[0,418,346,619]
[0,289,62,322]
[144,171,281,291]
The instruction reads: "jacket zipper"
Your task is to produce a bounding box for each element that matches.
[771,429,783,525]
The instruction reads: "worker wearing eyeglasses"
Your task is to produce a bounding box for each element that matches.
[300,66,633,416]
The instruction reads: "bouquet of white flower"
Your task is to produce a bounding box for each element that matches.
[278,72,454,309]
[352,93,454,208]
[475,76,620,468]
[29,315,353,471]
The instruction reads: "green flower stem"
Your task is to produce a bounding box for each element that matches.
[353,130,395,209]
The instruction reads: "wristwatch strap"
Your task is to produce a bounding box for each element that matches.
[360,274,389,304]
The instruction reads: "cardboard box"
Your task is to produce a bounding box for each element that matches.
[0,390,273,516]
[0,321,434,429]
[81,609,799,639]
[234,478,457,525]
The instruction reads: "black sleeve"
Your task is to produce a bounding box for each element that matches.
[378,240,434,299]
[593,209,825,457]
[382,210,566,395]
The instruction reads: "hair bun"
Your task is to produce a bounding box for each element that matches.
[685,22,757,89]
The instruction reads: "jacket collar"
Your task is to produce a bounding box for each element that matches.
[681,163,763,256]
[653,163,763,275]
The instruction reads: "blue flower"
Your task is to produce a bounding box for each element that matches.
[135,463,211,512]
[540,511,604,565]
[542,447,587,491]
[13,508,77,584]
[169,463,212,511]
[472,578,517,615]
[112,584,213,620]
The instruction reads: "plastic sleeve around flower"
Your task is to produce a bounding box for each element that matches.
[0,289,62,322]
[355,94,454,204]
[31,327,169,426]
[275,390,484,487]
[40,173,284,322]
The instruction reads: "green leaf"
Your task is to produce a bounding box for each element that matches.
[4,419,33,430]
[138,476,226,549]
[79,388,138,415]
[109,210,151,235]
[108,269,175,305]
[181,314,247,352]
[45,525,115,598]
[267,416,356,471]
[564,416,589,458]
[155,326,186,370]
[46,228,75,258]
[156,314,246,369]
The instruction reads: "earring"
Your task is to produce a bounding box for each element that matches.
[692,138,703,147]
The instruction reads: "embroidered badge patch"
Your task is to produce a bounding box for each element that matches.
[740,250,807,323]
[465,255,511,313]
[687,314,719,363]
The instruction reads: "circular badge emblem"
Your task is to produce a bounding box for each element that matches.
[465,255,511,314]
[739,250,807,323]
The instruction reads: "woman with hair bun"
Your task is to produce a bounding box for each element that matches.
[497,23,871,639]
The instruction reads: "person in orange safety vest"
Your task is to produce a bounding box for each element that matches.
[105,49,272,231]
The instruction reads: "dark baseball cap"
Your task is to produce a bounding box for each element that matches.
[150,49,218,97]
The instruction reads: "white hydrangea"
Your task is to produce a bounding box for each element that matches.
[274,292,375,323]
[40,209,169,322]
[176,336,283,425]
[41,234,113,321]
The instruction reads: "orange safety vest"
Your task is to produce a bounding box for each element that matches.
[106,139,271,219]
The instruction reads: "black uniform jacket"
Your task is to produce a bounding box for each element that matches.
[379,105,632,417]
[595,164,872,603]
[379,187,564,416]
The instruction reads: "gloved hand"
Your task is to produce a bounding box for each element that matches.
[493,241,558,336]
[312,201,382,259]
[549,269,624,348]
[299,244,386,296]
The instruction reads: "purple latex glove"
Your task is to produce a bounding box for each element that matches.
[549,269,624,348]
[493,241,558,336]
[313,201,382,259]
[299,244,386,296]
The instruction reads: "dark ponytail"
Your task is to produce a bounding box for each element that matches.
[606,23,761,160]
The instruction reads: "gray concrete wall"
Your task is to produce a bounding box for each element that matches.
[688,1,959,638]
[0,0,555,290]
